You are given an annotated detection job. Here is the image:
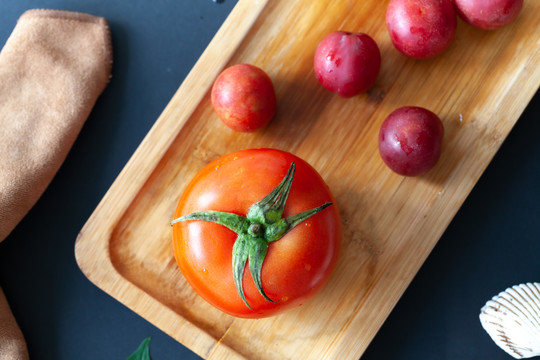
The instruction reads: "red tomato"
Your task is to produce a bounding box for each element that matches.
[211,64,276,132]
[453,0,523,30]
[386,0,457,59]
[378,106,444,176]
[171,149,341,318]
[314,31,381,98]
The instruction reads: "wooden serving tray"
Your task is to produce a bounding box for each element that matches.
[75,1,540,359]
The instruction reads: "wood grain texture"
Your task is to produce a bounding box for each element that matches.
[75,0,540,359]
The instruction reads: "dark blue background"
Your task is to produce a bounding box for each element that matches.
[0,1,538,359]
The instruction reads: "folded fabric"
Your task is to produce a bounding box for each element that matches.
[0,9,113,359]
[0,288,28,360]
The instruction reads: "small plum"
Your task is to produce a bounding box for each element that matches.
[211,64,276,132]
[314,31,381,98]
[453,0,523,30]
[386,0,457,59]
[379,106,444,176]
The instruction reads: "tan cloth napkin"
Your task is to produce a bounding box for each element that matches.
[0,9,112,359]
[0,288,28,360]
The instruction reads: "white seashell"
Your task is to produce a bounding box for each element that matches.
[479,282,540,359]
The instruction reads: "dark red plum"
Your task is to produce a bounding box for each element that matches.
[379,106,444,176]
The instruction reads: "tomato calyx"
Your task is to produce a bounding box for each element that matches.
[171,162,333,310]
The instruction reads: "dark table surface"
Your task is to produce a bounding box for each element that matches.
[0,1,538,359]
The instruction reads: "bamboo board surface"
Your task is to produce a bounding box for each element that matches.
[75,0,540,359]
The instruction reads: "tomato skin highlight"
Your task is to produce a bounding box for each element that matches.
[211,64,276,132]
[172,149,341,318]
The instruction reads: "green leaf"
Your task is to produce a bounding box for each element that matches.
[247,237,275,303]
[232,234,251,309]
[247,162,296,224]
[265,202,333,242]
[126,337,152,360]
[171,210,249,234]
